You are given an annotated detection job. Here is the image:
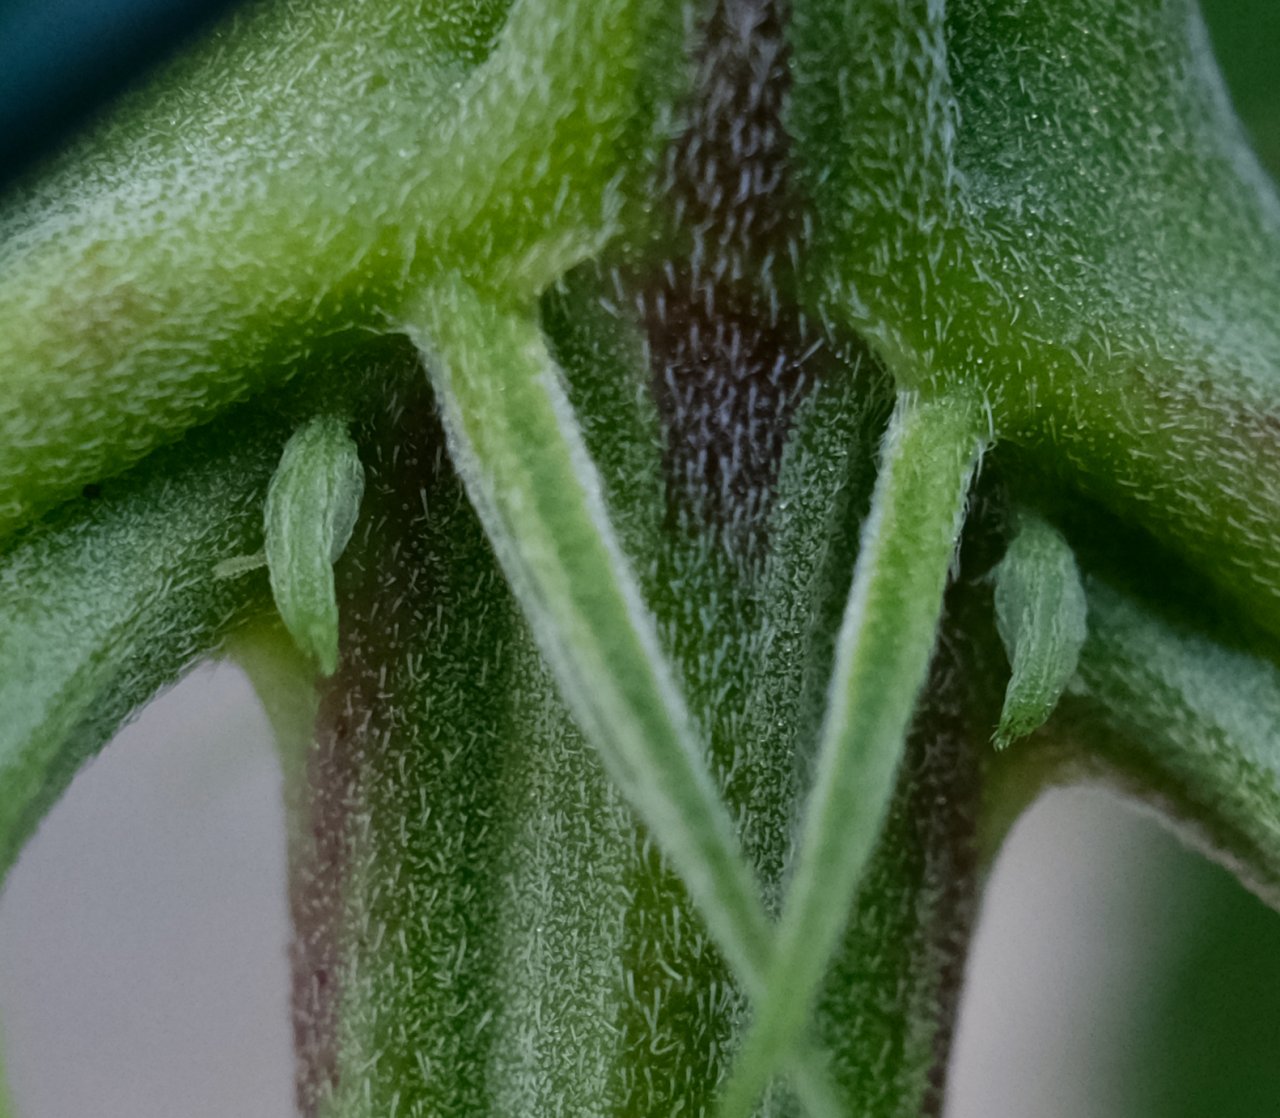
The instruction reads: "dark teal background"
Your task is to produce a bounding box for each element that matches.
[0,0,243,188]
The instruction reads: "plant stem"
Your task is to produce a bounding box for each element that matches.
[405,280,773,989]
[403,281,850,1113]
[1058,572,1280,906]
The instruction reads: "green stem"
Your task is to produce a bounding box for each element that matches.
[0,1,483,539]
[0,0,681,540]
[402,281,844,1114]
[718,391,986,1117]
[404,281,771,988]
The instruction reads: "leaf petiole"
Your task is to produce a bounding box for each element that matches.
[718,390,987,1116]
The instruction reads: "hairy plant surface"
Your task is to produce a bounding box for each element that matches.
[1,0,1279,1115]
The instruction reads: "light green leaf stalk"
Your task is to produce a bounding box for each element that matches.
[719,391,987,1116]
[405,281,772,992]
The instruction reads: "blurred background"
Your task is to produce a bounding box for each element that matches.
[2,1,1279,1115]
